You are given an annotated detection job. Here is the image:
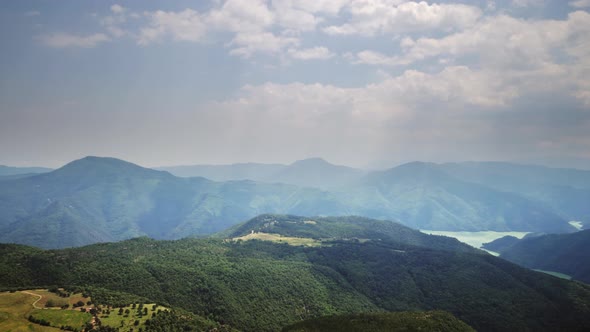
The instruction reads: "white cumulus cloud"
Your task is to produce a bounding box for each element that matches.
[138,9,207,45]
[570,0,590,8]
[287,47,334,60]
[324,1,482,36]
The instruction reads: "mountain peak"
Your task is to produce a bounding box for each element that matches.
[61,156,141,169]
[290,157,332,167]
[52,156,170,179]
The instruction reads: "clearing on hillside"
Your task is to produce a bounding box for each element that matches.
[29,309,91,329]
[231,232,321,246]
[99,303,168,332]
[0,291,62,332]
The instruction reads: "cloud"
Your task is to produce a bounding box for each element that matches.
[137,1,290,55]
[229,31,299,57]
[287,46,334,60]
[40,33,110,48]
[570,0,590,8]
[272,3,322,32]
[345,11,590,105]
[195,58,589,164]
[349,50,408,66]
[101,4,132,38]
[272,0,349,16]
[129,1,480,57]
[511,0,545,7]
[138,9,207,45]
[269,0,349,31]
[110,4,126,14]
[219,65,518,126]
[323,1,482,36]
[207,0,274,32]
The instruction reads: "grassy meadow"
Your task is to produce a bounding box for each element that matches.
[29,309,91,329]
[0,289,167,332]
[231,232,322,246]
[0,291,62,332]
[99,303,168,332]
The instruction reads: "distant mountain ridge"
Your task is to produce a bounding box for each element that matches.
[157,157,364,189]
[0,157,343,248]
[0,156,587,248]
[0,165,52,176]
[440,162,590,226]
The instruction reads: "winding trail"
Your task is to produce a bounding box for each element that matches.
[21,291,43,309]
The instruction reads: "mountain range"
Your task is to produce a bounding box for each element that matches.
[158,157,364,189]
[0,165,53,176]
[0,156,588,248]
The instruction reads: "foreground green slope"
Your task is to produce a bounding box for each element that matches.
[496,230,590,283]
[1,228,590,331]
[282,311,475,332]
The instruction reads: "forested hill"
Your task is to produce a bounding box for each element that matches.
[221,214,477,253]
[490,230,590,283]
[281,311,476,332]
[2,236,590,331]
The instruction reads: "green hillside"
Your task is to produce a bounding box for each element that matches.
[282,311,475,332]
[482,235,521,253]
[222,214,477,253]
[1,221,590,331]
[498,230,590,283]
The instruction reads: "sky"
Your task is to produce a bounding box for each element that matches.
[1,0,589,169]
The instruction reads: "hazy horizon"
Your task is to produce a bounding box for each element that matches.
[5,154,590,173]
[1,1,589,170]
